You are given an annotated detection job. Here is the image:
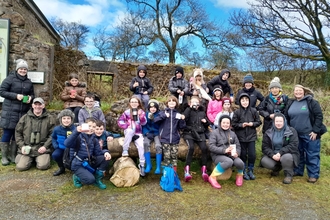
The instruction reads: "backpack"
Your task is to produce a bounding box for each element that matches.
[63,136,81,170]
[160,166,183,192]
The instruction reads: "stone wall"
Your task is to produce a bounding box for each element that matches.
[0,0,58,103]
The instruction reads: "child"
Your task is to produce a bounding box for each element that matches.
[168,66,189,113]
[51,109,75,176]
[129,65,154,109]
[78,93,106,126]
[154,96,186,172]
[208,115,244,189]
[214,97,233,128]
[182,96,210,182]
[60,73,87,123]
[232,93,261,180]
[189,68,211,108]
[117,96,147,176]
[64,118,111,189]
[94,120,121,150]
[207,86,223,127]
[207,69,234,102]
[142,99,162,174]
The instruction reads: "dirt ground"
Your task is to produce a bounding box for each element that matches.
[0,162,329,220]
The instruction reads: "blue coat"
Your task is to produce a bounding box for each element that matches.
[51,125,75,149]
[142,111,160,136]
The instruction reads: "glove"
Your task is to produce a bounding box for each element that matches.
[132,135,140,142]
[146,133,154,140]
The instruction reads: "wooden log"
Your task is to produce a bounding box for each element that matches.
[109,156,140,187]
[107,137,203,159]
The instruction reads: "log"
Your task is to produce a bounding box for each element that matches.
[107,137,203,159]
[109,156,140,187]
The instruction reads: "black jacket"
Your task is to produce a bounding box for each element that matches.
[182,106,210,141]
[235,87,264,108]
[207,69,233,96]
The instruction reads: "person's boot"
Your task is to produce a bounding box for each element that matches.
[271,164,282,176]
[243,167,250,180]
[9,141,17,163]
[0,142,10,166]
[208,163,224,189]
[139,164,145,177]
[94,170,106,189]
[283,170,293,184]
[154,154,162,174]
[248,164,256,180]
[53,166,65,176]
[184,165,192,182]
[201,165,209,182]
[236,169,244,186]
[144,152,152,173]
[72,174,82,188]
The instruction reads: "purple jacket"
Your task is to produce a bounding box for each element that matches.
[154,108,186,144]
[117,109,147,134]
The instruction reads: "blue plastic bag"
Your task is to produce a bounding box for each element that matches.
[160,166,183,192]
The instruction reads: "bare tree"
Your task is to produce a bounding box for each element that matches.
[229,0,330,85]
[204,47,237,70]
[51,18,89,50]
[125,0,227,63]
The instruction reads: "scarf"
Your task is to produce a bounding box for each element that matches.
[269,92,284,105]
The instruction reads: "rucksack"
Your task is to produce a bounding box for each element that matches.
[160,166,183,192]
[63,136,81,170]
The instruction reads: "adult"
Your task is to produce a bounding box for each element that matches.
[260,113,299,184]
[168,66,189,112]
[15,98,55,171]
[235,73,264,108]
[60,73,87,124]
[207,69,234,102]
[258,77,288,133]
[0,59,34,166]
[208,115,244,189]
[284,85,326,183]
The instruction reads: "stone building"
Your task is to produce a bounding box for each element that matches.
[0,0,60,102]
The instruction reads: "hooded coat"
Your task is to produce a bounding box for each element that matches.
[168,72,189,98]
[51,110,75,150]
[129,65,154,95]
[207,69,233,96]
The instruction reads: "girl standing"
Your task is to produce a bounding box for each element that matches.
[207,86,223,128]
[214,97,234,128]
[117,96,147,176]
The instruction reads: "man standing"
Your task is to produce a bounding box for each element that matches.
[15,97,55,171]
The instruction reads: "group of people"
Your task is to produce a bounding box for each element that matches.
[0,61,326,190]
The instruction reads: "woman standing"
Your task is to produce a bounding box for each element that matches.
[0,59,34,165]
[284,85,326,183]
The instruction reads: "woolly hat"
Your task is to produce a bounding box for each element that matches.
[243,73,254,85]
[175,66,184,75]
[213,86,223,94]
[222,97,231,106]
[16,59,28,71]
[57,109,75,126]
[148,99,159,111]
[294,84,314,97]
[269,77,282,90]
[193,68,203,78]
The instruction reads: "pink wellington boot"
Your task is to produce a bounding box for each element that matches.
[184,165,192,182]
[201,166,209,182]
[208,176,221,189]
[236,174,243,187]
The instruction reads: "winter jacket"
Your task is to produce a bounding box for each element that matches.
[0,72,34,129]
[154,108,186,144]
[262,126,299,167]
[15,109,55,157]
[232,93,261,142]
[168,76,189,98]
[78,106,106,125]
[284,96,326,138]
[51,125,75,150]
[60,81,87,108]
[207,69,233,96]
[209,127,241,159]
[64,129,108,171]
[129,66,153,95]
[235,87,264,108]
[258,94,288,133]
[182,106,209,141]
[142,111,160,136]
[207,99,223,123]
[117,109,147,134]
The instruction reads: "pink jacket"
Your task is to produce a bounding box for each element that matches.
[207,99,223,123]
[117,109,147,134]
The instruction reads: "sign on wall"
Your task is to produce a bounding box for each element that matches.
[0,19,10,102]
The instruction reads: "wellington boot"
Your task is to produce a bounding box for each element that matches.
[144,152,152,173]
[9,141,17,163]
[247,168,256,180]
[73,174,82,188]
[94,170,106,189]
[236,175,243,187]
[139,164,145,177]
[208,176,221,189]
[0,142,10,166]
[201,165,209,182]
[154,154,162,174]
[243,169,250,180]
[53,167,65,176]
[184,165,192,182]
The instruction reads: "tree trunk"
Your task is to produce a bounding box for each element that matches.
[109,156,140,187]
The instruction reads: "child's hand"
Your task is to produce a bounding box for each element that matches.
[201,118,206,123]
[104,152,111,160]
[133,81,139,88]
[248,122,253,126]
[181,115,185,120]
[107,136,114,141]
[77,126,82,132]
[165,112,170,117]
[138,109,143,115]
[242,123,248,128]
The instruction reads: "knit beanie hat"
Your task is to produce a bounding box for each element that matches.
[57,109,75,127]
[16,59,28,71]
[193,68,203,78]
[148,99,159,111]
[243,73,254,85]
[213,86,223,94]
[175,66,184,75]
[222,97,231,106]
[269,77,282,90]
